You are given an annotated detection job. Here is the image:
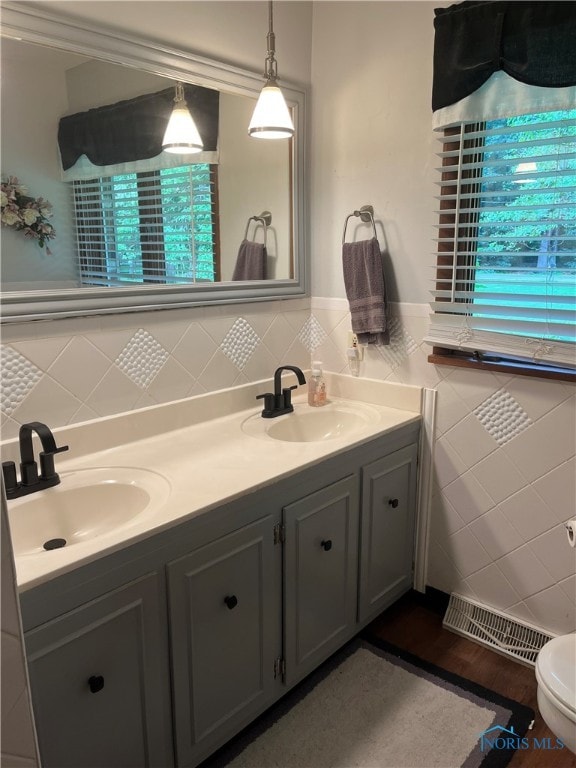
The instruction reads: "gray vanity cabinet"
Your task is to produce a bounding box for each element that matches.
[24,572,173,768]
[19,419,421,768]
[167,514,280,768]
[283,475,359,686]
[358,443,418,623]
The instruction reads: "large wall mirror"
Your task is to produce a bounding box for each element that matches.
[0,3,307,321]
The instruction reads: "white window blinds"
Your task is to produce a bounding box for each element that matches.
[72,164,218,286]
[426,109,576,369]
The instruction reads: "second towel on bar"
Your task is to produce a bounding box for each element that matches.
[342,236,389,346]
[232,240,267,281]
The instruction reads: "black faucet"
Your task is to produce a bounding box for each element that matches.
[2,422,69,500]
[257,365,306,418]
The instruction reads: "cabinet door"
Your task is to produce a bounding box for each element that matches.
[25,572,173,768]
[168,515,278,767]
[359,443,418,623]
[284,475,359,686]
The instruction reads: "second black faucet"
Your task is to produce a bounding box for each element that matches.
[257,366,306,418]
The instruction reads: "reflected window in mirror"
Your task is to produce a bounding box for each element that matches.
[73,165,220,286]
[61,83,221,287]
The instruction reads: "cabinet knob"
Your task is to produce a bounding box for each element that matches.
[224,595,238,610]
[88,675,105,694]
[320,539,332,551]
[388,498,399,508]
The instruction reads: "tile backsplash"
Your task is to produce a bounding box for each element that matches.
[0,299,311,437]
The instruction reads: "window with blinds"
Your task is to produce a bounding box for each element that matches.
[429,109,576,370]
[72,164,219,286]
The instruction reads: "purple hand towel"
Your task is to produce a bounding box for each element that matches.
[342,237,389,345]
[232,239,267,281]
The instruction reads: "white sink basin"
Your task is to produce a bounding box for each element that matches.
[242,401,381,443]
[7,467,170,557]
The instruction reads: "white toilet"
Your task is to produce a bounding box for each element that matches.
[535,633,576,754]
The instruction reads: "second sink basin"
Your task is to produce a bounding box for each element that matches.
[242,400,381,443]
[8,467,171,557]
[267,409,366,442]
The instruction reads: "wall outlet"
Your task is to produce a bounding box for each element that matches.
[347,331,364,360]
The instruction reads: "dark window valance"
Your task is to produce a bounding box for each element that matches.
[432,1,576,111]
[58,84,219,171]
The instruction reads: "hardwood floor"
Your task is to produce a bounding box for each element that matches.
[368,592,576,768]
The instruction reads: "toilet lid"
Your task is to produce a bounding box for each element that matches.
[536,634,576,715]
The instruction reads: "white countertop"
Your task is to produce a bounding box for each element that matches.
[2,373,422,591]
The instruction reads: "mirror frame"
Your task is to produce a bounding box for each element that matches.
[0,2,308,322]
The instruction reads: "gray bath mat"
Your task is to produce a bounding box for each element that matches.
[203,635,534,768]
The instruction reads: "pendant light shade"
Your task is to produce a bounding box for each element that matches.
[162,82,203,154]
[248,84,294,139]
[248,1,294,139]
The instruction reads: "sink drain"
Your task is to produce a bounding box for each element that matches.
[43,538,67,551]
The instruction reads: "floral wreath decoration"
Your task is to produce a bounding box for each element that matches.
[1,175,56,253]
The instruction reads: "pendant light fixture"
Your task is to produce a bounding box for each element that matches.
[162,81,203,154]
[248,1,294,139]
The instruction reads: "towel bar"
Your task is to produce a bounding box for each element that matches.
[342,205,377,245]
[245,210,272,247]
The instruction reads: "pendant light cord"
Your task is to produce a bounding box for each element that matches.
[265,0,278,83]
[174,81,185,104]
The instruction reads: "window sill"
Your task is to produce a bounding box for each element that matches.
[428,349,575,383]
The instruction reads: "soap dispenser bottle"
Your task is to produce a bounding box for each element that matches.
[308,361,327,407]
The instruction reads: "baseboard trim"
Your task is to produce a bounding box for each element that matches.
[411,586,451,616]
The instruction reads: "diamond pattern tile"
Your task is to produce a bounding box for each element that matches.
[379,317,418,369]
[220,318,260,370]
[474,388,532,445]
[0,345,43,416]
[115,329,169,389]
[298,315,327,352]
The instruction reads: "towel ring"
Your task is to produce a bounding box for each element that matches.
[342,205,377,245]
[245,210,272,248]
